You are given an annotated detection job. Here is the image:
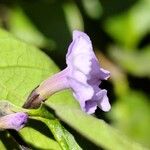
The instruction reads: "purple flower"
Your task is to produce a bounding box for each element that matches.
[0,112,28,131]
[65,31,110,113]
[24,30,111,114]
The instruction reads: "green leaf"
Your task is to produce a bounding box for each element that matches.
[81,0,103,19]
[0,28,58,106]
[0,28,60,149]
[62,2,84,32]
[110,91,150,148]
[108,46,150,77]
[103,0,150,49]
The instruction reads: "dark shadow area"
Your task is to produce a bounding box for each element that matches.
[26,118,54,140]
[100,0,138,17]
[19,0,71,68]
[101,80,116,104]
[6,118,56,150]
[0,130,20,150]
[8,130,44,150]
[96,80,116,122]
[9,130,29,148]
[0,127,56,150]
[138,33,150,49]
[95,108,111,124]
[128,75,150,97]
[61,121,103,150]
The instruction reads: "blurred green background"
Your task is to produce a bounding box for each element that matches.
[0,0,149,149]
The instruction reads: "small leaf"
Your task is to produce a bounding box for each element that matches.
[108,46,150,77]
[62,2,84,32]
[103,0,150,49]
[81,0,103,19]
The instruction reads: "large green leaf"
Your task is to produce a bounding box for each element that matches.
[0,28,60,149]
[0,28,58,105]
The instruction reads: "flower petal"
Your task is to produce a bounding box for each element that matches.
[66,30,111,114]
[97,90,111,112]
[85,100,97,114]
[68,77,94,101]
[99,68,110,80]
